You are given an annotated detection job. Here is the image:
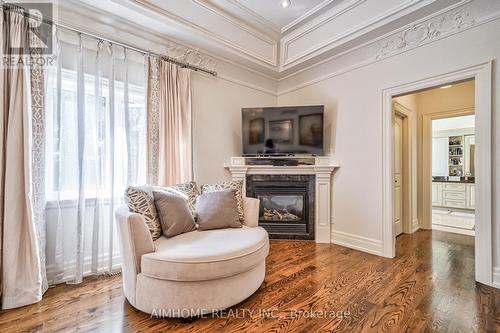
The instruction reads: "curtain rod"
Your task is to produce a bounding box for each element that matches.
[58,23,218,77]
[0,3,218,77]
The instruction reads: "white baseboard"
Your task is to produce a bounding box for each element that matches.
[411,218,419,232]
[493,267,500,289]
[431,224,475,236]
[331,230,382,256]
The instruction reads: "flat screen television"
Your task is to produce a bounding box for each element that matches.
[242,105,324,156]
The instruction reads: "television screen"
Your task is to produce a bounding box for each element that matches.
[242,105,324,155]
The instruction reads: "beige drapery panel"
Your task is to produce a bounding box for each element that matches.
[0,8,44,309]
[147,58,193,186]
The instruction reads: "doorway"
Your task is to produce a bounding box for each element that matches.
[431,114,475,236]
[393,114,404,236]
[392,107,413,237]
[382,62,492,287]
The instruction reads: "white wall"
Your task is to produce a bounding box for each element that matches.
[191,73,277,184]
[52,0,500,287]
[276,18,500,279]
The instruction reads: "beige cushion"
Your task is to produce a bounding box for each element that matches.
[141,226,269,281]
[153,182,199,219]
[124,186,162,240]
[200,180,244,221]
[196,191,242,231]
[153,191,197,238]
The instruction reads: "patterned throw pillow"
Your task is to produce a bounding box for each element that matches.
[124,186,162,240]
[154,181,199,219]
[200,180,244,222]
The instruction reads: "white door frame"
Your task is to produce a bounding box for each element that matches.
[381,61,493,286]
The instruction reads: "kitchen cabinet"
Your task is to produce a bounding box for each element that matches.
[466,183,475,209]
[431,181,474,210]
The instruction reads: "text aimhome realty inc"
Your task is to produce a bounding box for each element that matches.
[151,308,352,320]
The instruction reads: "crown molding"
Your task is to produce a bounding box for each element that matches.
[277,0,500,95]
[223,0,282,35]
[375,8,475,60]
[164,43,218,72]
[280,0,432,69]
[191,0,278,66]
[279,0,472,81]
[281,0,337,34]
[58,0,495,89]
[131,0,278,67]
[57,0,279,90]
[191,0,277,45]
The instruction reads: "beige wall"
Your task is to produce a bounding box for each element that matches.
[191,73,277,184]
[416,80,475,114]
[393,94,418,113]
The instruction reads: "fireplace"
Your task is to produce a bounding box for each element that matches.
[246,175,315,240]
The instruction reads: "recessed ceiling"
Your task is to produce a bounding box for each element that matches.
[58,0,487,78]
[234,0,332,31]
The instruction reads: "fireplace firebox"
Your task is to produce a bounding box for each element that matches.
[246,175,315,240]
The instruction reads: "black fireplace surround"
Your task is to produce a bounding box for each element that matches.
[246,174,315,240]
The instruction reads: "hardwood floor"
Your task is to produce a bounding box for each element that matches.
[0,230,498,332]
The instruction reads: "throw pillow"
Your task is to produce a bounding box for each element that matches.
[153,191,197,237]
[124,185,162,240]
[154,181,199,219]
[196,190,242,231]
[200,180,244,222]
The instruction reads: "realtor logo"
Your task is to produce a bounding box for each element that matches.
[2,1,55,55]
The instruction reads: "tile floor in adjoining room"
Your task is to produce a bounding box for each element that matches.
[432,208,475,236]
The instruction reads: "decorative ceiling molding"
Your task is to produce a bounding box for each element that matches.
[65,0,495,83]
[223,0,282,35]
[58,0,281,93]
[280,0,366,67]
[191,0,276,44]
[165,42,218,72]
[375,9,475,60]
[191,0,278,65]
[277,0,500,96]
[280,0,431,68]
[132,0,278,67]
[281,0,337,33]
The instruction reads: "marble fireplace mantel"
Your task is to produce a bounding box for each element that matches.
[225,156,339,243]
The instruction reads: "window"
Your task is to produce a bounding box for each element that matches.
[45,66,147,201]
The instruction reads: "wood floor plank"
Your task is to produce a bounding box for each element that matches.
[0,230,499,333]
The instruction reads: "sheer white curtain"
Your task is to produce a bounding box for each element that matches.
[44,28,147,284]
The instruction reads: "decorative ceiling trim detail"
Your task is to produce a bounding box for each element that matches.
[72,0,491,81]
[192,0,276,44]
[132,0,278,67]
[375,10,475,60]
[277,3,500,96]
[224,0,282,34]
[280,0,367,67]
[191,0,277,65]
[281,0,337,33]
[278,0,473,81]
[281,0,435,68]
[165,43,218,72]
